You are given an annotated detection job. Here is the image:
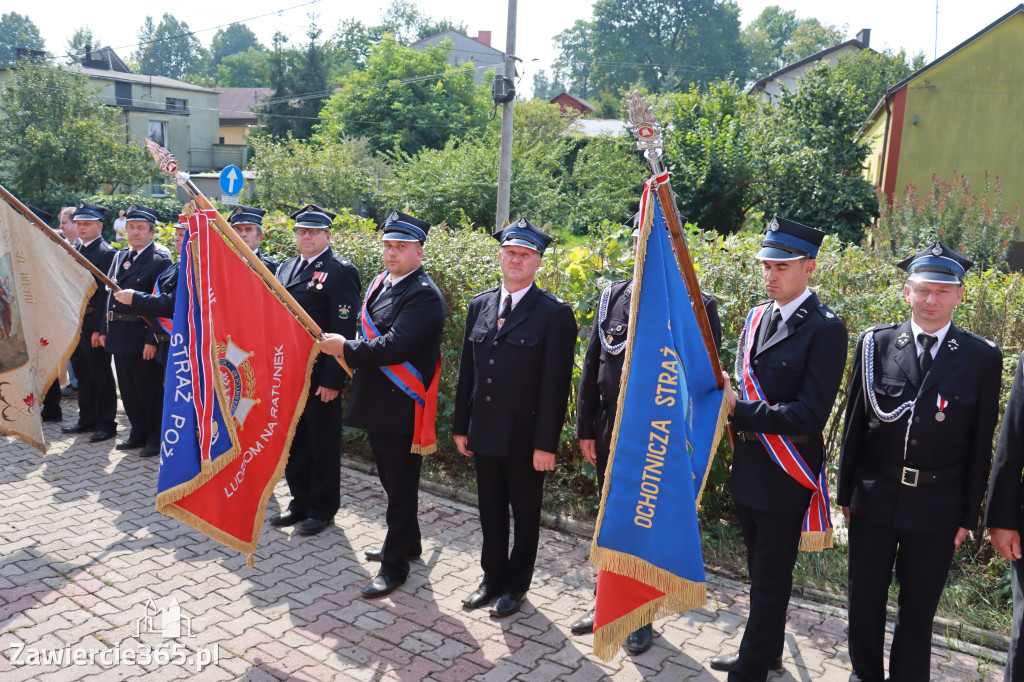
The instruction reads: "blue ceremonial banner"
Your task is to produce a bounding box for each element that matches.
[591,181,727,659]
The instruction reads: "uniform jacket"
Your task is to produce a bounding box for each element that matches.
[255,250,279,276]
[453,284,578,457]
[576,277,721,446]
[276,247,361,392]
[101,242,171,355]
[730,292,848,514]
[343,266,446,433]
[838,320,1002,532]
[77,238,116,334]
[986,351,1024,531]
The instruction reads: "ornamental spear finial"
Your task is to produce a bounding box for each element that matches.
[144,138,179,176]
[627,91,666,176]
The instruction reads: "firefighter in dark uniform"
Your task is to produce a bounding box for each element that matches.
[99,204,172,457]
[987,351,1024,682]
[571,212,723,654]
[320,210,446,598]
[228,205,278,275]
[839,242,1001,682]
[716,217,848,681]
[112,222,188,366]
[27,205,64,423]
[453,218,578,618]
[62,201,118,442]
[268,205,361,536]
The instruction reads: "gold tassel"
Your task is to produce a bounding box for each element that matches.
[410,443,436,456]
[246,554,255,568]
[798,528,834,552]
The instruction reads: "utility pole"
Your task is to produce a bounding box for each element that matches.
[494,0,517,231]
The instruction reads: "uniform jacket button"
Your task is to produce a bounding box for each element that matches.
[486,377,492,384]
[913,416,920,423]
[781,361,787,367]
[488,359,495,365]
[485,396,491,402]
[910,439,918,446]
[492,340,499,347]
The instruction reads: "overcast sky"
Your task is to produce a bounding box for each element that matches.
[26,0,1021,95]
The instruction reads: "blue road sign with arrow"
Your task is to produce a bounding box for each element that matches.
[219,165,243,196]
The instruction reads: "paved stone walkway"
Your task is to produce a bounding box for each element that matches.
[0,412,1008,681]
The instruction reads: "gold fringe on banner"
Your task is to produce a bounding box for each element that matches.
[411,444,436,455]
[593,579,707,661]
[799,528,834,552]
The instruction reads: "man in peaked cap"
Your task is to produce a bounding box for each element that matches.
[268,204,361,536]
[99,203,172,458]
[714,216,848,680]
[570,211,722,654]
[62,201,118,443]
[319,210,446,597]
[838,241,1001,682]
[229,205,278,275]
[453,217,578,617]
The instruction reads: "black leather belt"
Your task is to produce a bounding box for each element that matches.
[153,333,171,343]
[879,461,965,487]
[735,431,811,444]
[107,311,141,323]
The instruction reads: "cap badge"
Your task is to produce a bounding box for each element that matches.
[517,218,527,227]
[768,217,780,232]
[896,331,911,349]
[931,244,943,257]
[389,211,399,222]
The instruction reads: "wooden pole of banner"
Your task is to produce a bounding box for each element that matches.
[143,140,352,377]
[626,92,724,390]
[0,183,121,292]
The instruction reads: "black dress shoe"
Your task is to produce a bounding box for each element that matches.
[89,430,115,442]
[62,422,94,434]
[625,624,654,655]
[139,444,159,458]
[296,517,333,535]
[365,548,422,562]
[489,592,526,617]
[709,652,783,672]
[115,439,143,450]
[41,412,63,423]
[268,510,307,527]
[361,574,405,598]
[462,584,499,609]
[570,609,596,635]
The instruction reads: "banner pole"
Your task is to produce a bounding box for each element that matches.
[143,140,352,377]
[626,92,724,389]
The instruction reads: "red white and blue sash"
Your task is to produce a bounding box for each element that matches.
[152,278,172,334]
[361,271,441,455]
[740,303,833,551]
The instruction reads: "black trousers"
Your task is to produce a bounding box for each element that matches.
[113,353,164,446]
[41,380,62,419]
[847,514,956,682]
[1008,558,1024,682]
[473,453,546,595]
[69,338,116,432]
[284,390,342,520]
[369,431,422,581]
[731,503,803,682]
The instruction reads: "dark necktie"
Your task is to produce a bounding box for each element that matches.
[497,294,512,329]
[296,259,309,276]
[370,279,393,315]
[918,333,937,376]
[760,307,782,350]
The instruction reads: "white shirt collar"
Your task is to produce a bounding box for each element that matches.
[80,236,100,248]
[302,246,330,267]
[500,283,533,309]
[387,268,417,287]
[910,318,951,357]
[133,242,153,257]
[772,287,814,324]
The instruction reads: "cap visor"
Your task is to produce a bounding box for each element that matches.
[907,271,962,284]
[755,246,806,261]
[294,222,331,230]
[501,237,542,253]
[382,230,422,242]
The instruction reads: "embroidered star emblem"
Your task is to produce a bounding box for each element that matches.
[896,331,911,349]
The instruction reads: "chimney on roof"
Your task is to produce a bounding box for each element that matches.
[85,43,91,61]
[476,31,491,46]
[856,29,871,47]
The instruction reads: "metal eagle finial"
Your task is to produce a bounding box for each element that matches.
[627,91,666,176]
[145,138,179,176]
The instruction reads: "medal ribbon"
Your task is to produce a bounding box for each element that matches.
[359,271,441,455]
[739,304,833,549]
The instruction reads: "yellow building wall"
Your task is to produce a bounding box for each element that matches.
[861,114,887,188]
[895,13,1024,215]
[220,125,250,146]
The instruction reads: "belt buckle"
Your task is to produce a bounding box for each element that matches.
[901,467,919,487]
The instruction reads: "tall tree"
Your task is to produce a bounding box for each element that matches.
[64,27,99,66]
[291,18,330,139]
[0,12,44,65]
[551,20,594,98]
[216,47,271,87]
[831,49,925,122]
[260,31,297,139]
[0,61,153,197]
[742,7,847,80]
[316,39,489,155]
[781,20,846,64]
[134,13,208,79]
[588,0,746,95]
[210,24,263,67]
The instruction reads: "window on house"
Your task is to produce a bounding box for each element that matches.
[148,121,167,149]
[166,98,187,112]
[114,82,132,107]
